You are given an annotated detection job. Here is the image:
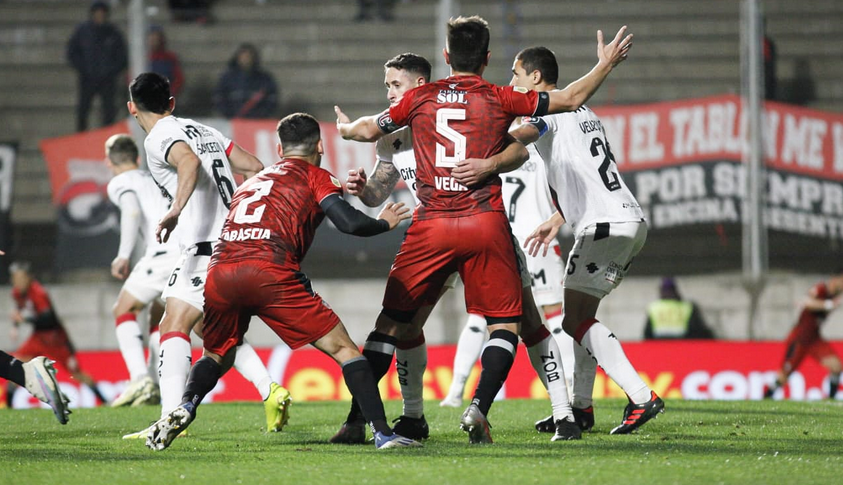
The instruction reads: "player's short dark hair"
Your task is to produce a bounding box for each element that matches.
[515,46,559,85]
[384,53,432,82]
[105,134,139,165]
[446,16,490,74]
[276,113,321,154]
[129,72,172,115]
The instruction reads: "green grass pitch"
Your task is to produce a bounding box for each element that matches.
[1,398,841,484]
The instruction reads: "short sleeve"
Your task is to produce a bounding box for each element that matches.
[310,167,344,203]
[496,85,548,117]
[204,124,234,156]
[145,122,190,167]
[375,135,395,164]
[386,85,421,132]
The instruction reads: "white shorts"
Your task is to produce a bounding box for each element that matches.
[122,249,181,304]
[525,244,565,307]
[161,242,214,312]
[563,221,647,299]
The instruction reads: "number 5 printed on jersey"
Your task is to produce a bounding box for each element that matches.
[435,108,466,168]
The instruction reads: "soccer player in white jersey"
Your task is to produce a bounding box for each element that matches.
[498,46,664,434]
[105,133,178,407]
[123,72,292,439]
[335,53,580,442]
[443,141,578,436]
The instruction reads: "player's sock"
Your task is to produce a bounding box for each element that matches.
[0,351,25,387]
[342,357,391,435]
[89,383,108,404]
[148,328,161,383]
[446,313,487,400]
[575,319,650,404]
[395,333,427,419]
[233,342,273,400]
[571,340,597,409]
[546,310,575,390]
[471,329,518,416]
[829,372,840,399]
[181,356,221,413]
[115,313,148,382]
[158,331,192,418]
[523,325,572,421]
[346,332,397,424]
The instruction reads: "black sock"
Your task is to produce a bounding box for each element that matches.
[471,329,518,416]
[0,351,25,387]
[346,332,396,424]
[342,357,390,435]
[181,357,221,413]
[830,373,840,399]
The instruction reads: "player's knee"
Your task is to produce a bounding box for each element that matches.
[379,308,416,325]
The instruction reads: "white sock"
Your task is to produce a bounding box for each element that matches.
[546,312,575,392]
[578,320,650,404]
[395,339,427,418]
[572,341,597,409]
[447,313,487,399]
[526,332,573,421]
[115,314,147,382]
[158,332,192,418]
[148,330,161,384]
[234,341,273,400]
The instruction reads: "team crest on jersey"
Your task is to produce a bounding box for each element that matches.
[330,176,341,188]
[513,86,528,94]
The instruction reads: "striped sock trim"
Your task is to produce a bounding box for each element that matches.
[115,312,136,326]
[573,318,598,345]
[521,325,551,347]
[396,332,425,350]
[160,331,190,344]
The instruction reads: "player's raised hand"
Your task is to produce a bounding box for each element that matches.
[377,202,411,230]
[111,256,130,280]
[452,157,496,187]
[346,167,368,196]
[524,213,565,257]
[598,25,633,68]
[335,105,350,126]
[156,207,180,243]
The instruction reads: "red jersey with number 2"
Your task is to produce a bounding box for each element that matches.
[211,157,343,268]
[382,75,546,220]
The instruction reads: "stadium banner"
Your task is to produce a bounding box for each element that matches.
[0,142,16,277]
[40,122,130,271]
[5,341,841,409]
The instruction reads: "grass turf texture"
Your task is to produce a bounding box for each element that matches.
[1,399,841,484]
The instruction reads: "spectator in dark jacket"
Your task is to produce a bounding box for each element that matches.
[66,1,128,132]
[214,44,279,119]
[147,26,184,96]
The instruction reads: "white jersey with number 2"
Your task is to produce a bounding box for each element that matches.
[528,104,644,235]
[144,116,236,248]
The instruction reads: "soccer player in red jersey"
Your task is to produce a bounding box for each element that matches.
[764,274,843,399]
[8,261,107,405]
[145,113,421,451]
[336,16,632,443]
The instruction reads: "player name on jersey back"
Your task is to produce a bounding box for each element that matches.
[220,227,271,242]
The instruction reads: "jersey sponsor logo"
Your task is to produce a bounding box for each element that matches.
[436,90,468,104]
[513,86,528,94]
[434,176,468,192]
[220,227,271,242]
[329,176,341,188]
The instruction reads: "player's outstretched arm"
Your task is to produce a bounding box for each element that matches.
[451,137,529,187]
[157,142,200,243]
[321,194,409,236]
[228,143,264,180]
[524,212,566,257]
[347,160,402,207]
[545,26,633,114]
[335,106,386,142]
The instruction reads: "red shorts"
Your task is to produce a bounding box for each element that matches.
[203,260,340,355]
[781,318,838,373]
[383,211,522,321]
[15,327,75,369]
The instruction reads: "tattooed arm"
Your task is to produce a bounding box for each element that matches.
[346,158,403,208]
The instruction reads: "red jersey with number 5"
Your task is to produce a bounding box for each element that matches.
[380,75,547,220]
[211,157,343,268]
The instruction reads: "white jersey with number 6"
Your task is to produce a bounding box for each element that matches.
[528,104,644,235]
[144,116,236,248]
